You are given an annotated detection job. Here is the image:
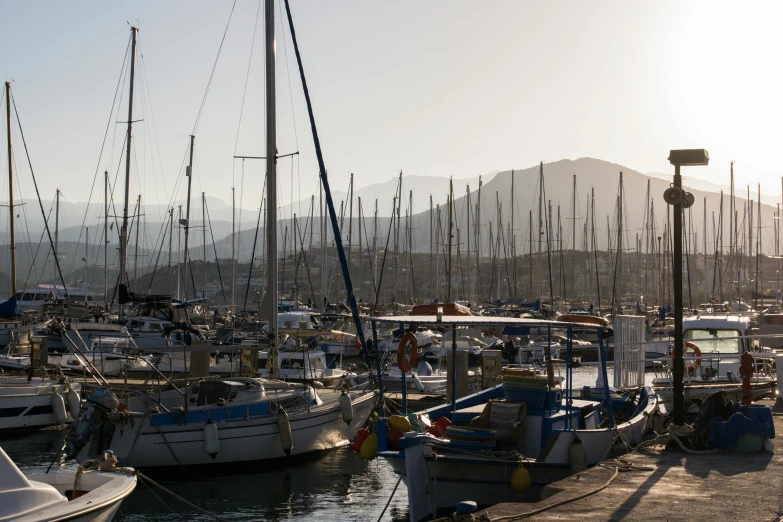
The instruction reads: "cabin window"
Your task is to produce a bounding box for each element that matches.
[683,329,742,354]
[309,357,325,370]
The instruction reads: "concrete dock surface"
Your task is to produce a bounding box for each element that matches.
[480,398,782,522]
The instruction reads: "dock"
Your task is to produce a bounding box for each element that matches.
[477,397,782,521]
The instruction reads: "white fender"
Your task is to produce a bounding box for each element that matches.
[278,407,293,456]
[51,392,67,424]
[338,391,353,425]
[204,419,220,458]
[66,387,81,417]
[411,373,426,392]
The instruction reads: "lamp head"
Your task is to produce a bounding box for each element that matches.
[668,149,710,167]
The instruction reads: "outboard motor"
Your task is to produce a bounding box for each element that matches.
[501,339,519,363]
[416,360,433,376]
[64,387,120,461]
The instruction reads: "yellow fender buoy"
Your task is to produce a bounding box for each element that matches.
[388,415,411,432]
[510,465,531,494]
[359,433,378,460]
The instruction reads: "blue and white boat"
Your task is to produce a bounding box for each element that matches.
[369,315,659,522]
[64,377,376,468]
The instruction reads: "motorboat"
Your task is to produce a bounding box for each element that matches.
[0,445,135,521]
[60,337,150,377]
[0,374,81,431]
[651,314,777,404]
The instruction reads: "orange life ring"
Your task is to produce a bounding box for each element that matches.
[670,341,702,371]
[397,332,418,373]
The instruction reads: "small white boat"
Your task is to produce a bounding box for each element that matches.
[0,376,81,432]
[61,337,149,377]
[0,446,136,521]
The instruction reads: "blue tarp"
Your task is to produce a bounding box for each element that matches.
[502,325,531,336]
[0,296,18,318]
[707,404,775,451]
[499,298,540,310]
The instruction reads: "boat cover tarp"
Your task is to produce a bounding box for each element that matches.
[0,296,18,318]
[707,404,775,451]
[500,298,540,310]
[502,325,531,335]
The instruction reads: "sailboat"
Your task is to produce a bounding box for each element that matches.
[0,81,30,350]
[65,8,376,468]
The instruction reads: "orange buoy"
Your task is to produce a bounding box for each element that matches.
[397,332,418,372]
[387,426,406,451]
[435,416,452,431]
[351,427,370,453]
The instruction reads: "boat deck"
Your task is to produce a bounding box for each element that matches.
[478,397,783,521]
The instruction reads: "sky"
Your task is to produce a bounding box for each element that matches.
[1,0,783,222]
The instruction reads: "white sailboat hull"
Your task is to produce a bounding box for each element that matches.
[104,389,376,468]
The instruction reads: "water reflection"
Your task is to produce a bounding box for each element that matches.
[1,428,409,521]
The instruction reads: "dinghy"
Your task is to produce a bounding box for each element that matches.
[0,446,136,521]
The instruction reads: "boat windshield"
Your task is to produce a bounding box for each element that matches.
[683,329,742,354]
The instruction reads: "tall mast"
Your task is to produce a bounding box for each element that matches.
[265,0,279,379]
[447,177,453,303]
[54,188,60,283]
[394,172,402,301]
[373,198,378,301]
[358,196,362,302]
[85,227,90,297]
[476,176,482,301]
[429,194,433,298]
[177,206,182,300]
[729,161,734,293]
[104,171,109,311]
[511,169,516,297]
[168,208,173,297]
[231,187,235,307]
[182,135,194,300]
[466,185,471,302]
[756,183,761,309]
[202,192,207,296]
[347,173,353,290]
[319,177,325,311]
[119,26,137,321]
[5,82,16,297]
[133,194,140,283]
[409,189,414,303]
[571,174,576,300]
[529,210,533,300]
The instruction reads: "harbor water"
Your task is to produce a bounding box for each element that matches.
[2,366,652,521]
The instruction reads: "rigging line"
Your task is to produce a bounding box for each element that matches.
[243,200,264,311]
[232,0,262,161]
[69,36,131,270]
[205,197,228,305]
[243,173,266,310]
[136,41,168,220]
[20,203,54,296]
[10,92,71,300]
[373,199,398,308]
[191,0,237,136]
[277,0,299,150]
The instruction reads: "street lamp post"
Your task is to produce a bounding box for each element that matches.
[667,149,709,426]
